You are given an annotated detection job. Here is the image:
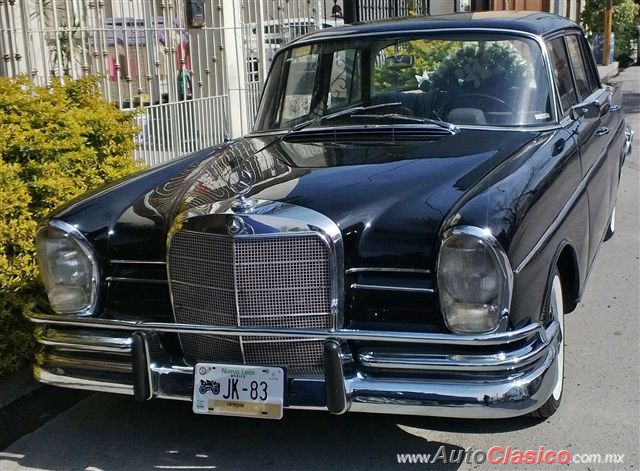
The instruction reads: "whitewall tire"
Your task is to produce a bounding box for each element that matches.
[604,206,616,241]
[530,271,564,418]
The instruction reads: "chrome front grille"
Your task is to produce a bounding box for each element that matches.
[168,229,332,377]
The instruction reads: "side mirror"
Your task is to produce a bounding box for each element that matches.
[571,100,600,121]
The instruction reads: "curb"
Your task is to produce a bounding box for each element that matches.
[598,61,620,83]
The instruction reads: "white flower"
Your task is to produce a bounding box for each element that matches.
[415,70,429,87]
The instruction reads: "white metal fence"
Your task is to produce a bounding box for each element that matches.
[358,0,428,21]
[0,0,445,165]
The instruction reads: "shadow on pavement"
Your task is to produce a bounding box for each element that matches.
[0,393,550,471]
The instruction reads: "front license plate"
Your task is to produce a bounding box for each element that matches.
[193,363,285,419]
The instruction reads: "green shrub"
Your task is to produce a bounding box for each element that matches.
[0,76,141,377]
[581,0,640,64]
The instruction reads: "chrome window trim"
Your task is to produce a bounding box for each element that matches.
[547,32,609,120]
[437,226,514,334]
[268,27,560,126]
[545,35,576,118]
[250,123,562,137]
[36,219,100,317]
[455,124,560,132]
[564,33,600,100]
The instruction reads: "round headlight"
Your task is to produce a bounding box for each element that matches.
[437,226,512,334]
[35,221,99,315]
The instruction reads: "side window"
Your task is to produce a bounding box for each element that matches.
[327,49,362,110]
[277,46,361,126]
[566,35,596,100]
[578,33,600,91]
[547,37,578,114]
[280,50,319,124]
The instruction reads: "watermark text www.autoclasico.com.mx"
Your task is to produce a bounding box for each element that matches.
[396,446,625,465]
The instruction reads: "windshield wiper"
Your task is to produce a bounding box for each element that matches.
[288,102,404,134]
[256,102,455,155]
[350,113,459,133]
[289,103,458,135]
[250,106,392,155]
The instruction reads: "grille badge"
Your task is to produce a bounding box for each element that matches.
[226,216,245,235]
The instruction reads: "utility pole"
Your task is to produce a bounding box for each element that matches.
[603,0,613,66]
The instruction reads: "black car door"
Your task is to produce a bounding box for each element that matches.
[565,33,620,267]
[547,34,614,270]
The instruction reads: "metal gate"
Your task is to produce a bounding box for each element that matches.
[0,0,451,165]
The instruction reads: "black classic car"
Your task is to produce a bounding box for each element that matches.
[29,12,634,420]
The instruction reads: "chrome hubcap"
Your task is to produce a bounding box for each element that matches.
[610,206,616,233]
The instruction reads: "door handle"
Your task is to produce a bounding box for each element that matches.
[552,138,565,155]
[595,127,610,136]
[610,105,621,112]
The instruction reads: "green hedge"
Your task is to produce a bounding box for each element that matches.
[0,76,141,377]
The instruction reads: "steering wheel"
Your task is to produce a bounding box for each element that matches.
[448,93,517,115]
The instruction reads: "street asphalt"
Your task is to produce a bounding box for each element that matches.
[1,67,638,471]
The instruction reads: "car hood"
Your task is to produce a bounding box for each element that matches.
[171,128,539,269]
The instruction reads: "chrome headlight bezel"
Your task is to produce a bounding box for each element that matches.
[35,219,100,316]
[436,225,513,334]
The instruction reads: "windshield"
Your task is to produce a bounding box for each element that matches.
[254,34,554,131]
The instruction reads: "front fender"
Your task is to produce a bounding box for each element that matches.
[440,129,587,326]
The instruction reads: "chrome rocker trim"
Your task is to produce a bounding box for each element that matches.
[28,312,561,419]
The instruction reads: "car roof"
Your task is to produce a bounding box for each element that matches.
[290,11,579,44]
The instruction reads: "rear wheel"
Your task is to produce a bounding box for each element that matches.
[604,206,616,241]
[530,271,564,418]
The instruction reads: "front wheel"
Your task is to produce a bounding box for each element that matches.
[530,271,564,418]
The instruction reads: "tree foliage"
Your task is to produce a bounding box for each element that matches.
[581,0,640,64]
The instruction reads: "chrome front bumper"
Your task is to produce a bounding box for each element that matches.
[28,311,560,419]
